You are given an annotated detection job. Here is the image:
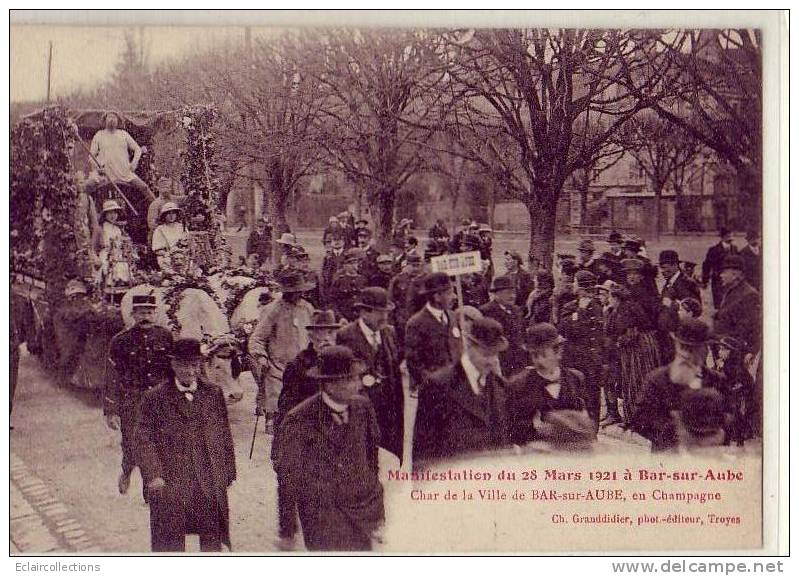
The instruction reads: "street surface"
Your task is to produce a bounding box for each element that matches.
[9,231,733,553]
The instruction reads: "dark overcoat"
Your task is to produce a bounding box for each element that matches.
[413,362,510,463]
[135,379,236,550]
[702,242,738,308]
[630,365,730,452]
[404,305,462,391]
[273,394,385,551]
[714,279,761,353]
[336,321,405,461]
[480,299,527,379]
[506,367,585,445]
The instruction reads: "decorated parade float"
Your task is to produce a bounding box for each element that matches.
[10,105,276,399]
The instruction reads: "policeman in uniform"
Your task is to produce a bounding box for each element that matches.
[557,270,605,427]
[329,249,368,322]
[104,294,174,495]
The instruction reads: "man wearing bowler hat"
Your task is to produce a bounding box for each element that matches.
[557,270,605,427]
[404,272,462,396]
[480,275,527,378]
[272,346,385,551]
[104,293,173,496]
[657,249,701,361]
[506,323,594,446]
[714,254,761,357]
[272,308,340,549]
[739,228,762,292]
[413,317,511,463]
[135,338,236,551]
[336,287,404,461]
[631,318,731,452]
[702,226,738,309]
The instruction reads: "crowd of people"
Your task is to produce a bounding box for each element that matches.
[98,203,763,552]
[12,110,764,553]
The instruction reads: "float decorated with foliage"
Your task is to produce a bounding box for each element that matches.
[10,104,276,400]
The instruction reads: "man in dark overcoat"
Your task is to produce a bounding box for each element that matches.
[388,252,424,346]
[272,309,339,548]
[328,249,368,322]
[480,275,527,379]
[631,319,731,452]
[506,323,591,446]
[135,338,236,552]
[738,229,762,294]
[104,294,173,495]
[404,272,462,395]
[657,249,702,361]
[714,255,761,355]
[413,317,511,463]
[557,270,605,427]
[702,227,738,309]
[336,287,404,461]
[273,346,385,551]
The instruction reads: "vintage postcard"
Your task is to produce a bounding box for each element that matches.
[7,9,788,556]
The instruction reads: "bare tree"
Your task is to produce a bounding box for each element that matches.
[626,29,762,226]
[304,28,446,244]
[435,29,674,269]
[199,34,328,233]
[619,113,704,238]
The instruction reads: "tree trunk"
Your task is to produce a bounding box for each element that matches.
[373,188,395,250]
[527,201,557,273]
[653,185,662,241]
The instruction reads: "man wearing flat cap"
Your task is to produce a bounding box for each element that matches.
[336,287,404,461]
[507,323,593,446]
[480,275,527,378]
[405,272,462,396]
[631,318,731,452]
[413,317,511,463]
[702,227,739,309]
[557,270,605,427]
[714,254,761,357]
[135,338,236,551]
[329,248,368,322]
[273,345,385,551]
[104,294,173,496]
[271,308,340,549]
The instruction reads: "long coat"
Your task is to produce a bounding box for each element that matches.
[135,379,236,549]
[404,305,462,391]
[702,241,738,308]
[413,362,510,463]
[714,278,761,353]
[480,299,527,378]
[336,321,405,461]
[273,394,385,551]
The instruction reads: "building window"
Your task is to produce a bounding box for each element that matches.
[626,201,644,225]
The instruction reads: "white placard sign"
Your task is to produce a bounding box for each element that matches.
[430,250,482,276]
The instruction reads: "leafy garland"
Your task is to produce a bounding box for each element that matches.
[161,271,223,334]
[10,106,82,299]
[219,272,279,318]
[179,105,231,269]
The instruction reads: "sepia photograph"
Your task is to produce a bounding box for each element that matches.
[7,9,787,556]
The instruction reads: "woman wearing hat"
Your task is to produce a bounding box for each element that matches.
[98,199,133,287]
[605,281,661,427]
[151,202,186,271]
